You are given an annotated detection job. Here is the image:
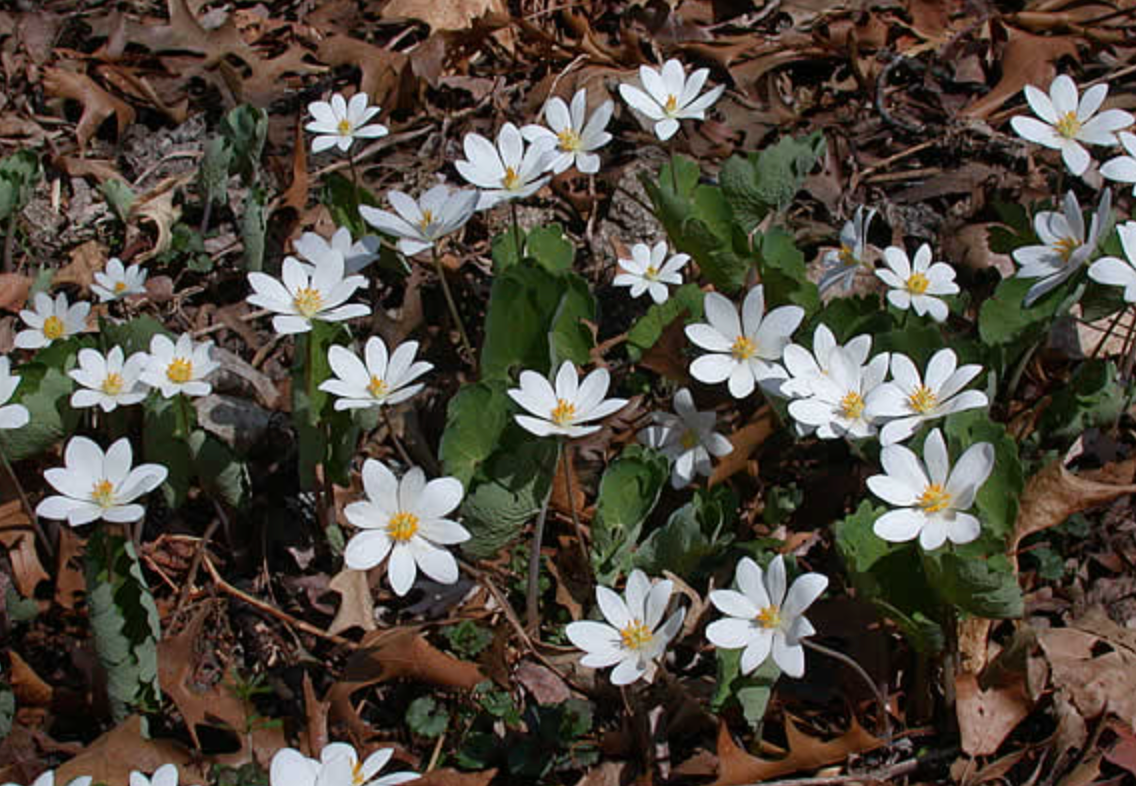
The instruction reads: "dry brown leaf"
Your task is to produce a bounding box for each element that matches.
[326,568,377,636]
[515,660,570,706]
[54,527,86,610]
[962,27,1079,120]
[412,769,497,786]
[956,671,1032,756]
[0,500,48,597]
[639,314,693,383]
[131,180,185,262]
[709,406,776,486]
[1038,607,1136,728]
[43,66,136,150]
[53,155,125,184]
[383,0,504,31]
[96,64,189,125]
[0,273,32,314]
[315,37,413,116]
[53,239,108,294]
[279,116,309,214]
[712,715,883,785]
[7,650,52,708]
[1011,459,1136,570]
[55,716,203,785]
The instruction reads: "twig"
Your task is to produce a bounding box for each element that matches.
[875,51,925,134]
[733,756,926,786]
[1090,307,1127,359]
[0,446,54,559]
[431,246,474,361]
[560,442,593,589]
[802,638,891,739]
[382,408,414,469]
[525,445,560,631]
[174,500,225,616]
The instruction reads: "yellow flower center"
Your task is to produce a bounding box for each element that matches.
[418,209,434,232]
[840,391,865,420]
[906,272,930,295]
[557,128,581,151]
[101,373,125,396]
[293,287,323,318]
[503,166,521,190]
[387,511,419,543]
[619,619,654,651]
[917,483,952,513]
[42,316,66,341]
[551,398,576,426]
[907,384,937,413]
[91,479,115,508]
[1055,110,1082,140]
[113,281,127,293]
[337,118,353,136]
[1054,235,1079,263]
[166,357,193,384]
[367,376,389,399]
[756,605,782,629]
[679,429,699,450]
[664,94,678,114]
[644,265,659,280]
[839,243,858,267]
[731,335,757,360]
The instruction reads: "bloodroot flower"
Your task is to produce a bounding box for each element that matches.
[706,555,827,677]
[566,569,685,686]
[867,428,995,551]
[455,123,555,209]
[874,244,958,323]
[342,460,470,597]
[269,742,419,786]
[1088,220,1136,301]
[68,346,150,412]
[360,185,479,257]
[619,59,725,141]
[522,88,614,175]
[507,361,628,439]
[305,92,388,154]
[92,257,147,302]
[1,772,93,786]
[36,436,168,526]
[1102,132,1136,194]
[15,292,89,350]
[0,356,29,430]
[1013,189,1111,307]
[129,766,198,786]
[612,241,688,304]
[819,206,876,296]
[140,333,218,399]
[638,387,732,488]
[293,227,380,275]
[247,247,370,335]
[319,337,433,411]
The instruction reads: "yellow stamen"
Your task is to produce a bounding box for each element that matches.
[839,391,865,420]
[42,316,66,341]
[367,376,389,399]
[917,483,952,513]
[756,605,782,629]
[1054,236,1079,263]
[679,429,699,450]
[838,244,858,267]
[101,373,125,396]
[293,287,323,318]
[418,210,434,232]
[664,95,678,113]
[620,619,654,650]
[352,761,365,786]
[907,385,937,413]
[387,511,419,543]
[113,281,127,293]
[906,272,930,295]
[166,358,193,384]
[337,118,353,136]
[644,265,659,280]
[91,479,115,508]
[551,398,576,426]
[1055,110,1081,140]
[731,335,757,360]
[557,128,581,151]
[503,166,521,190]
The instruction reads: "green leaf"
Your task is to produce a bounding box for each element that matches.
[944,410,1024,546]
[85,527,162,722]
[873,323,945,365]
[526,224,574,273]
[712,648,780,730]
[443,620,493,658]
[188,431,250,509]
[627,283,705,359]
[0,681,13,738]
[1036,359,1134,444]
[720,132,825,232]
[591,446,669,583]
[438,381,512,487]
[491,225,526,272]
[815,294,891,341]
[100,315,170,356]
[143,396,193,508]
[241,186,268,272]
[199,136,232,209]
[548,273,596,368]
[221,105,267,186]
[634,485,737,577]
[407,696,448,738]
[926,552,1023,619]
[322,173,378,240]
[978,275,1079,348]
[0,150,41,220]
[100,179,136,222]
[0,353,79,461]
[757,227,820,315]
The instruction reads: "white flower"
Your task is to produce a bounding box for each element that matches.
[521,88,614,175]
[35,436,168,526]
[684,286,804,399]
[0,356,29,430]
[455,123,554,210]
[1088,220,1136,301]
[359,184,478,256]
[874,244,958,323]
[2,772,94,786]
[247,248,370,335]
[618,59,725,141]
[319,337,432,411]
[867,428,994,550]
[787,348,890,441]
[305,92,388,154]
[15,292,89,349]
[1102,131,1136,194]
[819,206,876,296]
[139,333,218,399]
[68,346,150,412]
[91,257,147,302]
[612,241,688,304]
[270,743,419,786]
[863,348,988,446]
[1013,189,1111,307]
[507,361,628,439]
[780,324,872,399]
[1010,74,1134,176]
[343,460,469,596]
[129,765,198,786]
[706,556,827,678]
[293,226,380,274]
[638,387,732,488]
[565,569,685,686]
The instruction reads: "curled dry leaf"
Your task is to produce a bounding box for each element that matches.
[709,406,776,487]
[8,649,53,708]
[53,239,108,293]
[326,567,377,636]
[956,671,1032,756]
[962,27,1078,120]
[382,0,506,31]
[0,273,32,314]
[55,715,203,786]
[0,500,49,597]
[43,66,136,150]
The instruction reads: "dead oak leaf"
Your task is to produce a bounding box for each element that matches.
[326,568,377,636]
[53,239,107,293]
[43,66,135,151]
[0,500,49,597]
[962,27,1079,121]
[956,671,1033,756]
[382,0,505,32]
[55,716,203,786]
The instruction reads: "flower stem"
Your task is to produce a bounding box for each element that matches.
[347,149,364,217]
[432,246,474,362]
[561,441,593,587]
[510,200,524,264]
[381,406,414,468]
[802,638,891,739]
[0,444,54,559]
[175,393,194,441]
[525,440,560,632]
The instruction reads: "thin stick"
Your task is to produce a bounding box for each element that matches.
[510,201,524,264]
[525,443,560,631]
[174,500,226,615]
[0,446,53,558]
[1090,307,1127,359]
[802,638,891,739]
[431,246,474,361]
[381,407,414,468]
[560,441,592,585]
